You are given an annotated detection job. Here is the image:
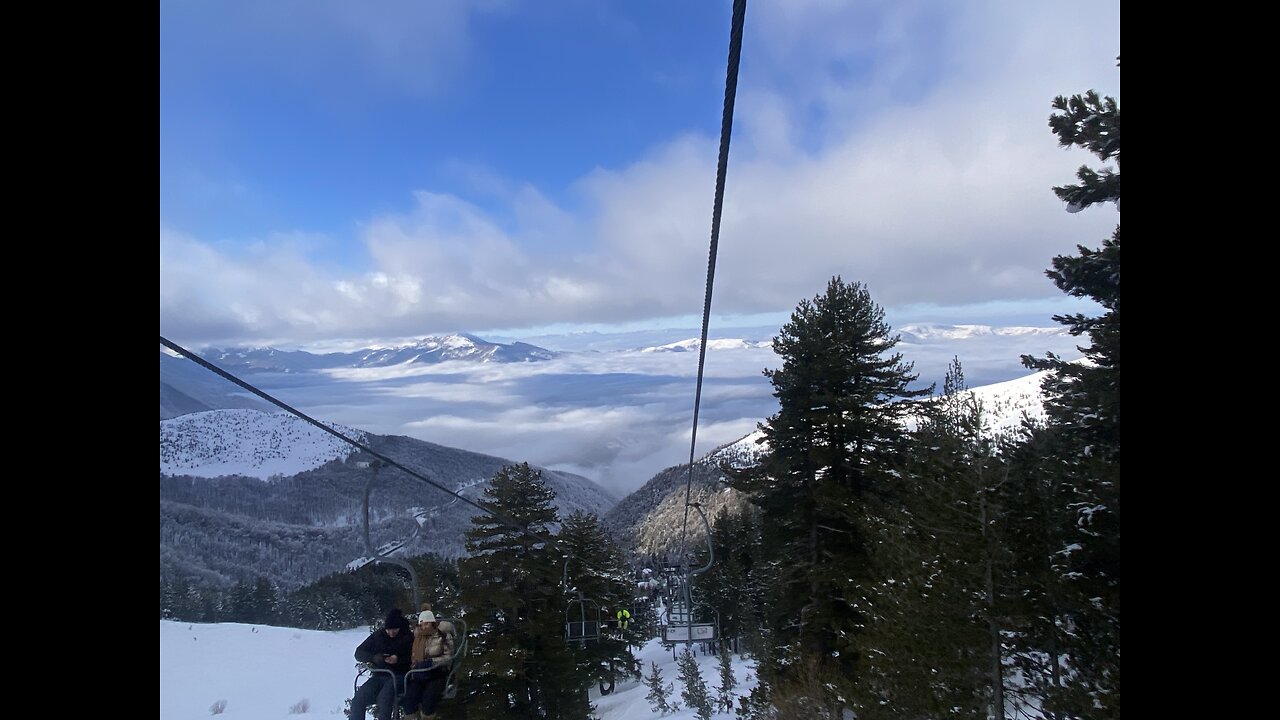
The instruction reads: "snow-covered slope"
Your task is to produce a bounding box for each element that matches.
[609,368,1054,555]
[703,429,768,468]
[964,369,1050,437]
[160,409,366,479]
[679,366,1048,472]
[160,617,757,720]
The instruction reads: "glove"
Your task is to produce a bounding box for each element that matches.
[413,659,434,670]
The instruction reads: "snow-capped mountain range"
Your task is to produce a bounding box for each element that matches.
[184,325,1061,371]
[199,333,559,375]
[160,364,1045,489]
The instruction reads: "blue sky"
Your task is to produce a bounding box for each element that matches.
[160,0,1120,349]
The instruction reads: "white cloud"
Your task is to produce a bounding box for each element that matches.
[159,1,1119,348]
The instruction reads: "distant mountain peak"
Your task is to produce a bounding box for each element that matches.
[369,333,557,364]
[640,338,770,353]
[897,323,1065,341]
[413,333,480,349]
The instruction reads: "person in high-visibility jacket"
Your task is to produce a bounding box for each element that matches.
[616,608,630,630]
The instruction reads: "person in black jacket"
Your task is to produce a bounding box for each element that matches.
[350,608,414,720]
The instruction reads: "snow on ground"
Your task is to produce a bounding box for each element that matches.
[160,619,756,720]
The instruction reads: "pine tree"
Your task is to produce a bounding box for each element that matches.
[645,660,676,714]
[251,577,280,624]
[630,596,660,643]
[693,506,764,650]
[1024,79,1121,460]
[715,644,737,712]
[997,426,1078,719]
[558,510,639,695]
[727,276,930,708]
[856,358,1009,718]
[676,647,714,720]
[1016,61,1121,718]
[456,463,590,719]
[160,578,188,619]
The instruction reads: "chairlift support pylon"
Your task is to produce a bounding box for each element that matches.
[360,460,422,609]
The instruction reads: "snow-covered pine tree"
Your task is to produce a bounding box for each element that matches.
[676,647,714,720]
[996,423,1077,719]
[715,644,736,712]
[645,660,676,714]
[856,358,1009,718]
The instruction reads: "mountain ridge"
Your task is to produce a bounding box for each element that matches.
[160,413,619,590]
[202,333,560,375]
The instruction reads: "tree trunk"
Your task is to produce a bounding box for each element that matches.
[981,489,1004,720]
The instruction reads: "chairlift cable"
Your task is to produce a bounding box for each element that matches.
[675,0,746,617]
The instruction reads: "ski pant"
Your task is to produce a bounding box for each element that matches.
[350,672,404,720]
[401,668,447,716]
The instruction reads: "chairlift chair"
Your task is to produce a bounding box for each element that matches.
[352,615,469,716]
